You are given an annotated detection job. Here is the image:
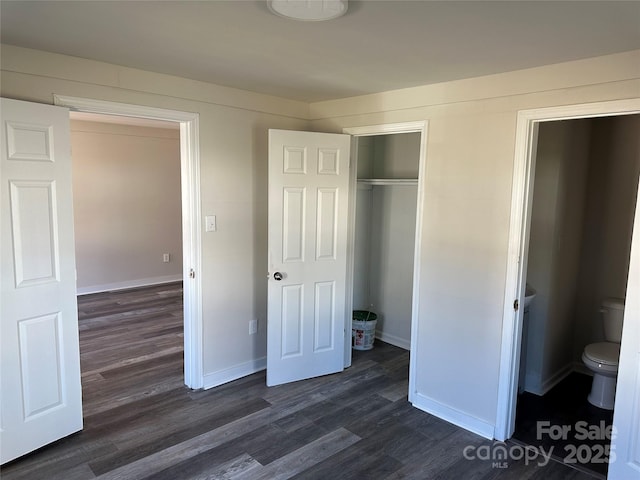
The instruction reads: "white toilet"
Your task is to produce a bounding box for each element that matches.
[582,298,625,410]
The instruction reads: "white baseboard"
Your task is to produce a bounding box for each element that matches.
[540,364,573,395]
[376,331,411,350]
[523,371,543,396]
[573,361,593,377]
[76,274,183,295]
[412,391,495,440]
[203,357,267,390]
[524,363,574,396]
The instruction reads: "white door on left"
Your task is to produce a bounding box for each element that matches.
[1,98,82,464]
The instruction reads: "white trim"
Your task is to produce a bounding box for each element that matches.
[53,95,204,390]
[343,121,428,405]
[540,364,573,396]
[495,99,640,442]
[412,392,495,440]
[342,135,359,369]
[344,121,426,136]
[523,364,574,397]
[573,362,592,377]
[375,331,410,351]
[53,95,200,123]
[76,275,183,296]
[357,178,418,186]
[203,357,266,390]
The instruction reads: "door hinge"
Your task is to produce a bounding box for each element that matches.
[189,268,195,279]
[513,299,519,311]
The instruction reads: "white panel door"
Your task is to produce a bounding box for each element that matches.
[267,129,351,386]
[609,186,640,479]
[1,98,82,464]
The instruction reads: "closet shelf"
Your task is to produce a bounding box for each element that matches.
[357,178,418,186]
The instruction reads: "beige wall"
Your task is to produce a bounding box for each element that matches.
[309,50,639,433]
[71,120,182,294]
[2,43,638,437]
[524,119,592,394]
[0,44,309,380]
[574,115,640,357]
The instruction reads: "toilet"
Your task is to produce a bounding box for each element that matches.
[582,298,625,410]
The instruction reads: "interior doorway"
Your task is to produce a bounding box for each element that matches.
[495,99,640,478]
[513,114,639,478]
[69,112,185,415]
[54,95,204,389]
[70,112,182,294]
[344,122,428,404]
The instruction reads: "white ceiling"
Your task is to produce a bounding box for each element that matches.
[1,1,639,103]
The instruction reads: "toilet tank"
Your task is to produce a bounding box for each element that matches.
[602,298,625,343]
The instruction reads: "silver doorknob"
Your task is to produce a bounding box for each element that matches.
[273,272,283,281]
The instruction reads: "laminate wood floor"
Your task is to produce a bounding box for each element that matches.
[1,283,596,479]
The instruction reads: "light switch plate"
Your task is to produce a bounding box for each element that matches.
[205,215,216,232]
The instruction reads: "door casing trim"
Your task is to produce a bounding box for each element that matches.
[53,94,204,389]
[495,98,640,441]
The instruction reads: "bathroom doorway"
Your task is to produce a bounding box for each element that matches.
[495,99,640,479]
[515,114,639,477]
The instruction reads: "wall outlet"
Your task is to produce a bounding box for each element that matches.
[249,319,258,335]
[163,253,170,263]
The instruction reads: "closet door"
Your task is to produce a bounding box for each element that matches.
[267,129,350,386]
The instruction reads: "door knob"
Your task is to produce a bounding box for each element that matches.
[273,272,283,281]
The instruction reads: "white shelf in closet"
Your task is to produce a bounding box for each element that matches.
[356,178,418,186]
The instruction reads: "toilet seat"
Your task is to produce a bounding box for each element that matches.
[584,342,620,365]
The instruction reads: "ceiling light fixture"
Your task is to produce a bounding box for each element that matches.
[267,0,348,22]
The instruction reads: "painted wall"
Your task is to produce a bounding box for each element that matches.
[0,44,309,383]
[309,51,639,436]
[369,185,417,349]
[71,120,182,294]
[524,119,592,394]
[574,115,640,358]
[2,44,638,438]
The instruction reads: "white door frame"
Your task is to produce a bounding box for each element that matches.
[494,98,640,441]
[343,121,428,404]
[53,95,204,389]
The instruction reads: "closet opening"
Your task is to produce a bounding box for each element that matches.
[344,121,427,402]
[352,132,420,350]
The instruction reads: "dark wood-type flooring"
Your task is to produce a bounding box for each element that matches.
[1,283,596,479]
[513,372,615,479]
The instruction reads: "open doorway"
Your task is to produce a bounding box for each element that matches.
[344,122,427,404]
[495,99,640,479]
[69,112,185,415]
[513,114,639,478]
[54,94,203,389]
[70,113,182,295]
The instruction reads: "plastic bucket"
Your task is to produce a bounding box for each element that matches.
[352,310,377,350]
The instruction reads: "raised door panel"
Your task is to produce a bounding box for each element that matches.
[282,188,306,263]
[316,188,338,261]
[9,180,60,287]
[18,313,65,418]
